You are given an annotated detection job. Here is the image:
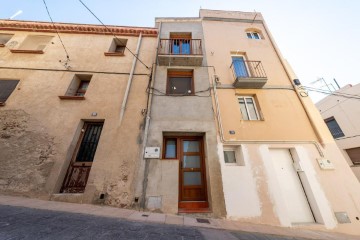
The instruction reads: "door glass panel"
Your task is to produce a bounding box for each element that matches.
[183,141,199,152]
[183,156,200,168]
[183,172,201,186]
[165,139,176,158]
[172,39,180,54]
[232,57,249,78]
[181,39,190,54]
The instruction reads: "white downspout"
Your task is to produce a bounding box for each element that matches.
[119,33,143,125]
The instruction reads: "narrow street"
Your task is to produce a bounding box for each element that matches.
[0,205,312,240]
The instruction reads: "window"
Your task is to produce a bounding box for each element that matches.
[246,32,260,39]
[75,80,90,96]
[224,151,236,163]
[104,38,127,56]
[325,117,344,139]
[346,147,360,165]
[223,146,245,166]
[164,138,177,159]
[0,80,19,106]
[170,33,191,55]
[238,96,260,120]
[167,70,194,95]
[59,74,92,100]
[10,35,53,54]
[0,34,14,47]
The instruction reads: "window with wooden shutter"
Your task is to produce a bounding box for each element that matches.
[0,80,19,105]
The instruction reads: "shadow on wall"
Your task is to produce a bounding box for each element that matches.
[0,109,56,196]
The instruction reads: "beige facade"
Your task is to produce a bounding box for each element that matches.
[0,20,157,207]
[316,84,360,181]
[200,9,360,235]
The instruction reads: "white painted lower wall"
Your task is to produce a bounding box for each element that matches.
[219,142,338,229]
[218,143,261,219]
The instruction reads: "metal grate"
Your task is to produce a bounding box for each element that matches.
[196,218,210,224]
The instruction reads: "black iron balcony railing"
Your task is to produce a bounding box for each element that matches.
[158,39,202,55]
[230,60,267,88]
[230,60,266,79]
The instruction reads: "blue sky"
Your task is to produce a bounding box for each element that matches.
[2,0,360,102]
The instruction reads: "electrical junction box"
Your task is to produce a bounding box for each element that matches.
[317,158,335,170]
[144,147,160,159]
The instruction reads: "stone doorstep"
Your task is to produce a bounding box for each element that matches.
[0,194,358,240]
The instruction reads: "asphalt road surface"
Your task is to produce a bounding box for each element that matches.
[0,205,312,240]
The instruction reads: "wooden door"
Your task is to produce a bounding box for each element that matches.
[179,137,208,209]
[60,122,104,193]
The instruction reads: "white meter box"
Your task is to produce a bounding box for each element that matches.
[144,147,160,158]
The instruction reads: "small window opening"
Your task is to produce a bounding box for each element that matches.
[64,74,92,97]
[164,138,177,159]
[0,34,14,46]
[224,151,236,164]
[18,35,53,51]
[0,80,19,106]
[105,38,127,56]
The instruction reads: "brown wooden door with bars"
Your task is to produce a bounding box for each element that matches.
[60,122,103,193]
[179,137,208,209]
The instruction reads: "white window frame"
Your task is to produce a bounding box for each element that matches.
[238,96,260,120]
[246,32,261,40]
[223,146,245,166]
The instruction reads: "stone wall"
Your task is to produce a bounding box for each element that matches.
[0,109,55,196]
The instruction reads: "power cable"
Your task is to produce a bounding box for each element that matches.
[42,0,70,60]
[146,86,211,97]
[78,0,150,70]
[300,86,360,100]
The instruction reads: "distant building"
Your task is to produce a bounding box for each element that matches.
[316,84,360,181]
[0,20,158,206]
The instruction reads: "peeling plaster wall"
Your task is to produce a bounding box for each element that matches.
[0,109,56,196]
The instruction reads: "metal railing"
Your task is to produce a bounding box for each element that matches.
[60,165,91,193]
[230,60,267,80]
[158,39,202,55]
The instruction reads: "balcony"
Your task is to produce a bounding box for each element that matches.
[158,39,203,66]
[230,60,267,88]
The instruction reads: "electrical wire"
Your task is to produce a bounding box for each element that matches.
[42,0,70,59]
[146,86,211,97]
[78,0,150,70]
[300,86,360,100]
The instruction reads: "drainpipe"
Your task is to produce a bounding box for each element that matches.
[212,78,324,157]
[119,33,143,125]
[137,22,162,209]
